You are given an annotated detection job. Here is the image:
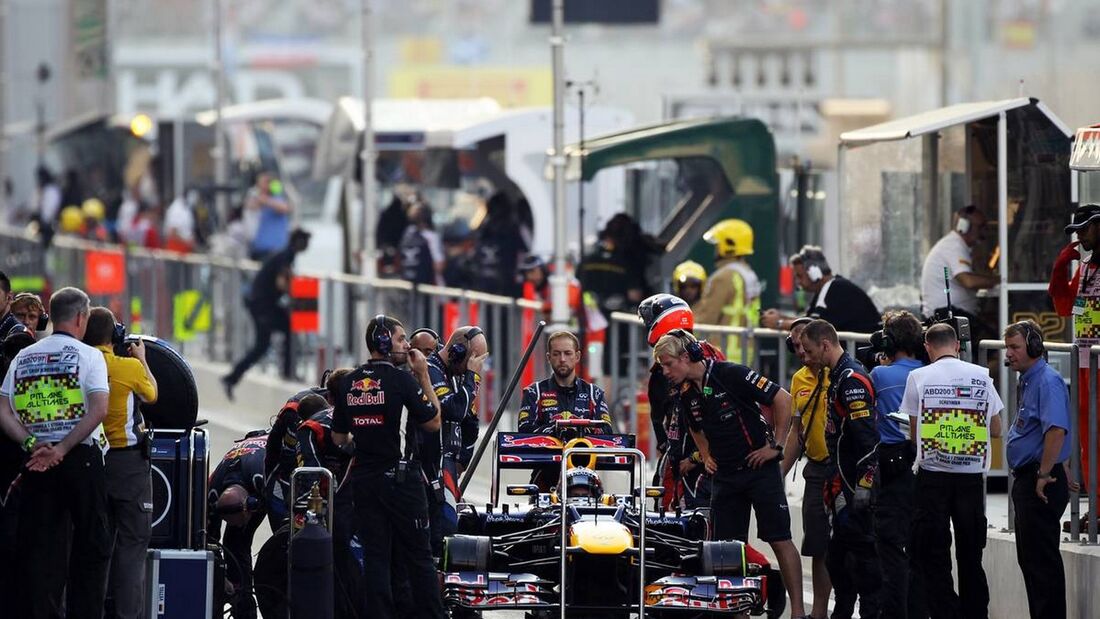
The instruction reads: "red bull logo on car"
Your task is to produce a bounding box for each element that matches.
[501,434,562,448]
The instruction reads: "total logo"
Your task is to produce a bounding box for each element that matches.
[352,414,385,427]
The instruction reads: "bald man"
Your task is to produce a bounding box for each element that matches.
[421,326,488,555]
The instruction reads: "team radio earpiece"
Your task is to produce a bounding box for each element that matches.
[449,327,484,371]
[668,329,705,362]
[370,314,392,356]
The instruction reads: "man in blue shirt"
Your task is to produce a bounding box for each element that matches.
[1004,320,1070,619]
[869,310,925,619]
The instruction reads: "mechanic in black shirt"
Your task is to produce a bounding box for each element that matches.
[222,227,311,397]
[654,330,808,619]
[637,293,724,509]
[761,245,881,335]
[799,319,881,619]
[208,430,271,619]
[332,315,444,619]
[263,391,330,529]
[422,325,487,554]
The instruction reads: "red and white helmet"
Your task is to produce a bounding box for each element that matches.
[637,294,694,346]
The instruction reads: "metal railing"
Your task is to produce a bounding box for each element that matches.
[7,228,1098,543]
[607,312,1097,543]
[0,228,543,420]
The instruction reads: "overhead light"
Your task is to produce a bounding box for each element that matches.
[130,114,154,138]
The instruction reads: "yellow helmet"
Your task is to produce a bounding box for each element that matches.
[672,260,707,286]
[703,218,754,257]
[81,198,106,222]
[59,206,85,233]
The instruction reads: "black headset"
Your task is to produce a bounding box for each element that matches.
[1014,321,1046,359]
[410,327,443,353]
[449,327,484,370]
[369,314,392,355]
[667,329,705,362]
[12,293,49,331]
[784,317,814,354]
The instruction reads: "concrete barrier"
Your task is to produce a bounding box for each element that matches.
[985,528,1100,617]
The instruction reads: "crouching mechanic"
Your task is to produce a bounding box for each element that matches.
[208,431,271,619]
[423,325,487,554]
[638,293,724,510]
[332,315,445,618]
[800,320,881,619]
[654,330,808,619]
[264,390,332,528]
[518,331,611,490]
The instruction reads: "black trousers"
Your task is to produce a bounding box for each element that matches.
[1012,462,1068,619]
[352,468,444,619]
[828,505,880,619]
[874,442,917,619]
[227,304,291,385]
[16,444,112,619]
[911,470,988,619]
[222,511,265,619]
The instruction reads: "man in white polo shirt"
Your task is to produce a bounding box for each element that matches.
[0,286,112,618]
[920,205,998,325]
[901,323,1003,619]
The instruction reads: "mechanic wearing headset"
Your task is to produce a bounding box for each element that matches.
[799,319,881,619]
[761,245,880,335]
[332,315,444,619]
[409,327,441,358]
[637,293,725,510]
[420,325,487,554]
[654,330,808,619]
[208,431,271,619]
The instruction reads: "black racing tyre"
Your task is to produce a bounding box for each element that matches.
[253,525,290,618]
[698,540,746,576]
[127,335,199,429]
[442,535,491,572]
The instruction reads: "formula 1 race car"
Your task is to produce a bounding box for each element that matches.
[440,419,785,618]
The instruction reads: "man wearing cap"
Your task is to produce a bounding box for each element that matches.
[1050,203,1100,520]
[223,228,312,398]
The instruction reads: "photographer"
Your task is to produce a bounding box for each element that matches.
[901,323,1003,619]
[83,308,158,619]
[869,310,925,618]
[331,315,444,618]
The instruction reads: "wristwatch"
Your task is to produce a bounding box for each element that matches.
[22,435,36,453]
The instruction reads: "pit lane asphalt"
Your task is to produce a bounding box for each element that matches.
[203,405,829,618]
